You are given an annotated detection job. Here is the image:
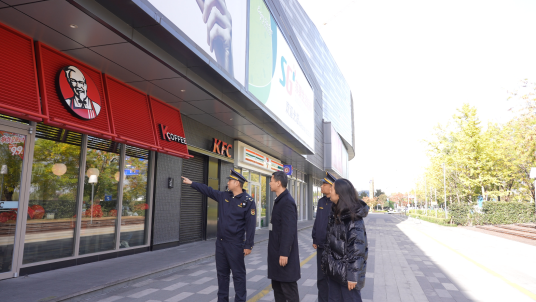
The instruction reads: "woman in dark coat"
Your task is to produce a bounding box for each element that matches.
[321,178,369,302]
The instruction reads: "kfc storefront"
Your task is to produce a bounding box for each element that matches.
[0,23,191,279]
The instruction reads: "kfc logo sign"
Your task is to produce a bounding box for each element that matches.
[212,138,232,158]
[159,124,186,145]
[57,66,102,120]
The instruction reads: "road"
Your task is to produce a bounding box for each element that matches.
[86,214,536,302]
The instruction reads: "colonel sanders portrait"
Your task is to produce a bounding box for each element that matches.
[63,66,101,119]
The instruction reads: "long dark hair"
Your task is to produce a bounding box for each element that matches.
[332,179,365,223]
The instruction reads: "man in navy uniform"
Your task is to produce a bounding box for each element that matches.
[312,171,337,302]
[182,170,256,302]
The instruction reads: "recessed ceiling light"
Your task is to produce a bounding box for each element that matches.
[70,24,78,29]
[180,89,186,92]
[230,118,233,121]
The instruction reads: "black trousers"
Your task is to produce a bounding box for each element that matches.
[317,248,329,302]
[272,280,299,302]
[215,240,246,302]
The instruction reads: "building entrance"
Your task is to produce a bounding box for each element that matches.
[0,122,32,280]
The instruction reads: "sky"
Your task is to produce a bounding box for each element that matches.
[298,0,536,194]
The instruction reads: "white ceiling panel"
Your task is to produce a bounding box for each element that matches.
[188,99,232,114]
[62,47,143,83]
[0,7,83,50]
[167,102,204,116]
[17,0,125,47]
[151,78,213,102]
[91,43,179,81]
[2,0,40,5]
[234,124,265,136]
[124,81,183,104]
[210,112,251,126]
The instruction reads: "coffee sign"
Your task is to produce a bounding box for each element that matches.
[159,124,186,145]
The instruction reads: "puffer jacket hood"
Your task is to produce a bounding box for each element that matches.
[339,202,370,221]
[321,202,369,290]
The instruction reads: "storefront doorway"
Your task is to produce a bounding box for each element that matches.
[238,169,269,229]
[0,121,32,280]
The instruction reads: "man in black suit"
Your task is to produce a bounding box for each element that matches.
[267,171,300,302]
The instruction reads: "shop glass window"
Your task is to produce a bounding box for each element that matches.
[242,169,249,182]
[296,182,301,220]
[0,130,26,272]
[79,138,121,255]
[23,130,81,264]
[250,172,260,183]
[261,175,268,227]
[119,147,150,248]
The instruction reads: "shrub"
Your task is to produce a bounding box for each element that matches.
[482,202,534,225]
[407,213,456,227]
[449,203,473,226]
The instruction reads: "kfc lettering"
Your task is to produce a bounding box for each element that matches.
[159,124,186,145]
[212,138,232,158]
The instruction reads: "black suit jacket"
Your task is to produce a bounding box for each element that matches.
[267,189,300,282]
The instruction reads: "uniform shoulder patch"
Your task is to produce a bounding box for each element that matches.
[251,209,255,215]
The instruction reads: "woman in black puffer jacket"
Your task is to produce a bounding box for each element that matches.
[321,178,369,302]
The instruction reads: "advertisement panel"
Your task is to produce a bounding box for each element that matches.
[331,126,343,176]
[143,0,247,86]
[247,0,315,151]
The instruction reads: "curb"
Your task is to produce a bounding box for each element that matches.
[53,225,314,302]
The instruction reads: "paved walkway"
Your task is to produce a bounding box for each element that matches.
[3,214,536,302]
[0,221,314,302]
[392,215,536,302]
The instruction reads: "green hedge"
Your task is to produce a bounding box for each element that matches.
[449,203,474,226]
[482,202,534,225]
[444,202,534,226]
[407,213,455,226]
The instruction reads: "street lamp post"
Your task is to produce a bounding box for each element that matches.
[443,163,448,218]
[425,176,428,216]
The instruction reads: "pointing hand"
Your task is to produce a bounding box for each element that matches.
[181,176,192,185]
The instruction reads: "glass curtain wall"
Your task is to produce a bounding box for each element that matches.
[22,124,152,265]
[119,147,150,249]
[23,129,81,264]
[79,137,120,255]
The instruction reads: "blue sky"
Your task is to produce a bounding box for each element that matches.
[299,0,536,193]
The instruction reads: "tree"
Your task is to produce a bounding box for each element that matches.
[389,192,408,207]
[421,85,536,205]
[357,190,369,199]
[374,189,385,198]
[377,194,388,208]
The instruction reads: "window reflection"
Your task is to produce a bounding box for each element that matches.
[120,150,150,248]
[79,139,120,255]
[23,137,81,264]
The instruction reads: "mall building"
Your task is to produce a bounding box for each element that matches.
[0,0,354,279]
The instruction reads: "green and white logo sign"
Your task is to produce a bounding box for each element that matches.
[248,0,315,151]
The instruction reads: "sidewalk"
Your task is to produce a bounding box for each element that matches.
[0,221,314,302]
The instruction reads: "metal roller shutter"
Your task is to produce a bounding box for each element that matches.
[180,153,206,244]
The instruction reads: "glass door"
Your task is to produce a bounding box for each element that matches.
[0,126,31,280]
